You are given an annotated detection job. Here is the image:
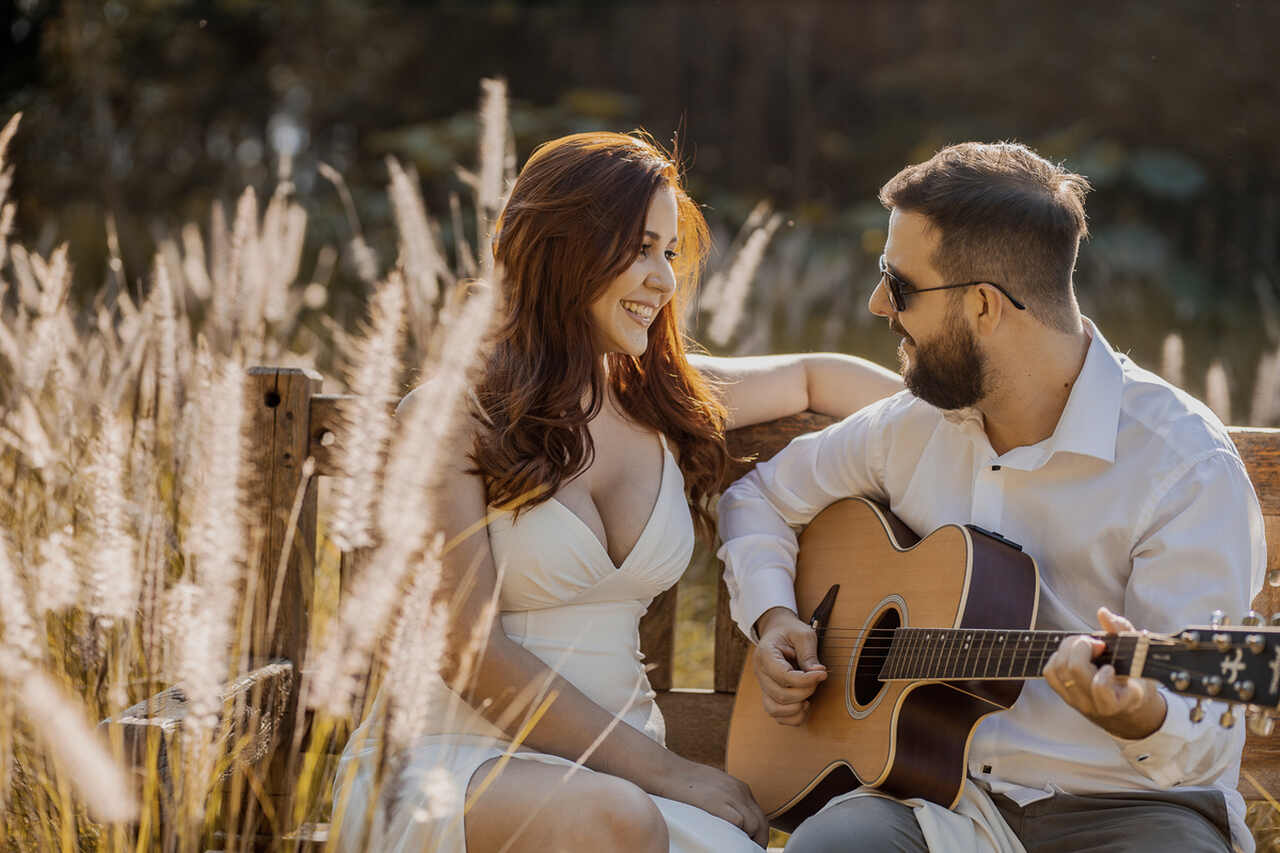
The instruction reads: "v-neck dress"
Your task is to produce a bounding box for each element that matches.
[332,435,757,852]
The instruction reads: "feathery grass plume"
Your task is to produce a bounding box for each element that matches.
[699,202,771,316]
[1250,349,1279,427]
[449,191,478,279]
[259,182,308,326]
[150,255,179,453]
[707,211,784,347]
[4,396,52,471]
[180,221,213,302]
[34,524,78,616]
[387,156,451,309]
[330,273,407,552]
[14,667,138,823]
[0,113,17,269]
[171,363,247,825]
[309,278,494,719]
[178,363,246,732]
[475,77,510,274]
[0,535,42,667]
[12,243,72,393]
[234,188,270,356]
[82,412,138,628]
[383,543,448,754]
[1206,360,1232,424]
[318,161,380,287]
[1160,332,1185,388]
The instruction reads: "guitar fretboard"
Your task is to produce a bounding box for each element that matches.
[878,627,1135,681]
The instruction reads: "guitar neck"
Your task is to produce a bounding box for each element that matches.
[878,627,1141,682]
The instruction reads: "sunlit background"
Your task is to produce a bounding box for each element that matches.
[3,2,1280,848]
[4,0,1278,414]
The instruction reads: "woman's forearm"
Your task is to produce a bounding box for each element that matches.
[444,627,676,789]
[801,353,902,419]
[689,352,900,428]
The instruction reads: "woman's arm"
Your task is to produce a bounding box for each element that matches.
[399,391,767,843]
[688,352,902,431]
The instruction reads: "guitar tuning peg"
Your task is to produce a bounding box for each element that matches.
[1247,706,1276,737]
[1190,699,1205,723]
[1243,610,1263,626]
[1210,610,1227,628]
[1220,708,1237,729]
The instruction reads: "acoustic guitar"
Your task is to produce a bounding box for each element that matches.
[724,497,1280,832]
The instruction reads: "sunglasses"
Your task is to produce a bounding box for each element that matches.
[878,254,1026,313]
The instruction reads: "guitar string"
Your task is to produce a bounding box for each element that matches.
[768,658,1261,689]
[774,659,1239,679]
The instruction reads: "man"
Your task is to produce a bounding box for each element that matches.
[717,142,1266,852]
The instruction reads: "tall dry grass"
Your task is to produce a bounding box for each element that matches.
[2,77,1279,852]
[0,75,520,850]
[0,75,775,851]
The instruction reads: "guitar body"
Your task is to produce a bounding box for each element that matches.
[725,498,1040,832]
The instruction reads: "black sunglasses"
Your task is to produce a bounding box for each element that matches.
[878,255,1026,313]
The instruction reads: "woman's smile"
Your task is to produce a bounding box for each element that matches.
[621,299,657,326]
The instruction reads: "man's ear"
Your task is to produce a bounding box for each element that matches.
[972,284,1005,336]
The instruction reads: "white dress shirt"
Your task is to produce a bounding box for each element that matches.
[717,321,1266,850]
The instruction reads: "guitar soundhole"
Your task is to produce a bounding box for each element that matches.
[853,607,900,706]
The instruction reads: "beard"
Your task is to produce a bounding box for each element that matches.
[896,310,988,410]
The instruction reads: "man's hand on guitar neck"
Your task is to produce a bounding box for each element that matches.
[753,606,829,726]
[1043,606,1169,741]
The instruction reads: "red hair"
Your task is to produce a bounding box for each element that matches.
[471,131,729,537]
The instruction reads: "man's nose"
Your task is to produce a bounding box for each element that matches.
[868,277,892,319]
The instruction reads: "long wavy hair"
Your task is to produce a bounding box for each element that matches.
[471,131,729,537]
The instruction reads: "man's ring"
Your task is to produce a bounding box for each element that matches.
[1062,679,1075,689]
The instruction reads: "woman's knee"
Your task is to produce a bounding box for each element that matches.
[575,775,668,853]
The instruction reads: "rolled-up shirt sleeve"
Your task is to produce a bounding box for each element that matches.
[1115,448,1266,786]
[717,396,897,640]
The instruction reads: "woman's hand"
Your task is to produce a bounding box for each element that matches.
[649,754,769,847]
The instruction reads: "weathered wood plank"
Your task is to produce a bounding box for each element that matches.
[307,393,401,479]
[306,393,351,478]
[1240,735,1280,799]
[640,587,677,692]
[1231,428,1280,516]
[655,689,735,769]
[724,411,837,486]
[245,368,320,674]
[714,577,751,694]
[244,367,321,828]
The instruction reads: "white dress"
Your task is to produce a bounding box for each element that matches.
[332,435,757,852]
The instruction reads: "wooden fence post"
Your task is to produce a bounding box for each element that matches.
[243,366,322,834]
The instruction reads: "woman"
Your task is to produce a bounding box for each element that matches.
[334,132,901,852]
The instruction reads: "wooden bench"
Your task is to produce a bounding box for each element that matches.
[109,368,1280,847]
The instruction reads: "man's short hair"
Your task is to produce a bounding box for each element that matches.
[879,142,1091,333]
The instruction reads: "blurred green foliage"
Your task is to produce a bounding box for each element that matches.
[2,0,1278,407]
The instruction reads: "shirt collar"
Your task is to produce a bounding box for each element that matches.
[941,317,1122,467]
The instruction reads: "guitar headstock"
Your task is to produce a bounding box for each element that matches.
[1139,611,1280,734]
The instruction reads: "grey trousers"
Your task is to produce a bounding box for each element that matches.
[784,787,1234,853]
